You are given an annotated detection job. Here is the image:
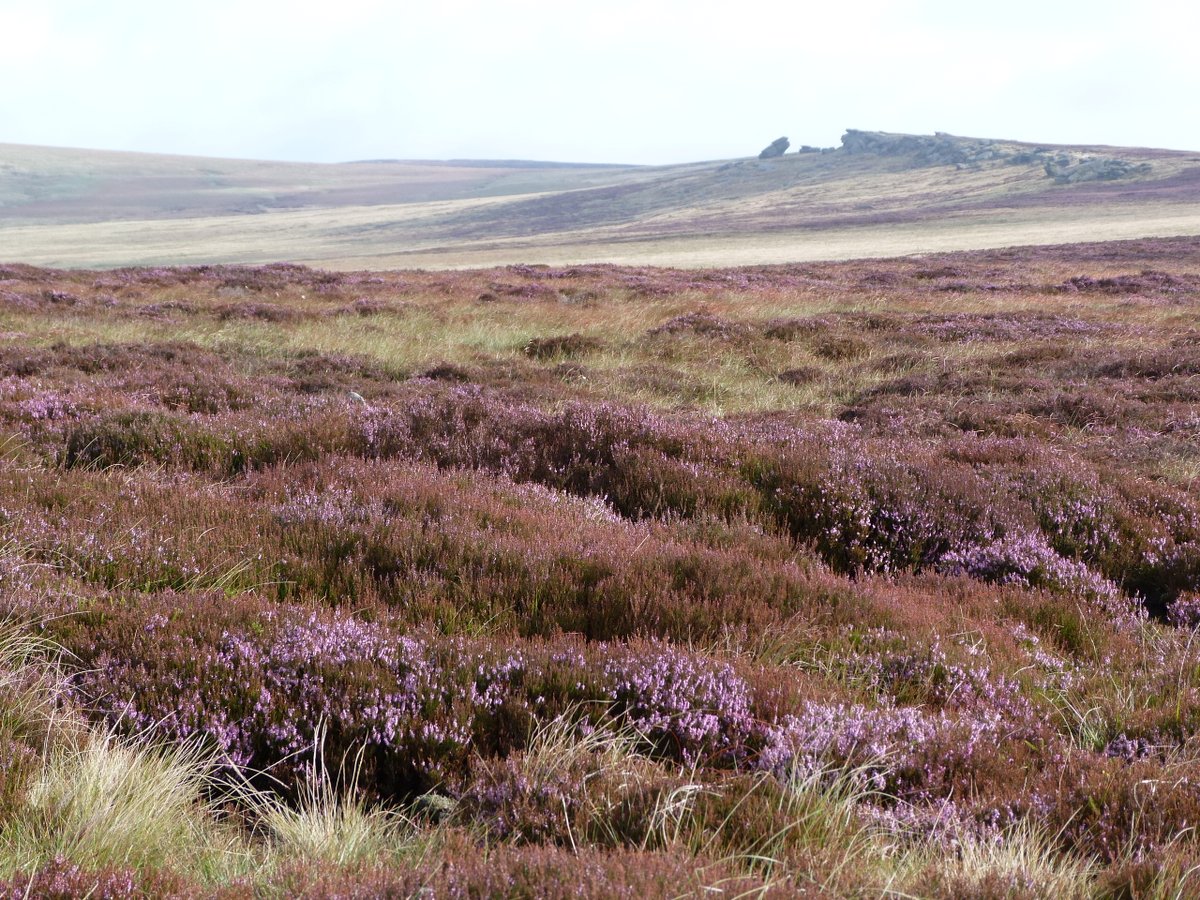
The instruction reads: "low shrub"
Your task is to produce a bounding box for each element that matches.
[522,333,604,360]
[60,598,769,798]
[749,436,1012,576]
[0,858,194,899]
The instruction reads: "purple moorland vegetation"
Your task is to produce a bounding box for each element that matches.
[3,238,1200,894]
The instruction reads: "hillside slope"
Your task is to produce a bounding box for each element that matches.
[2,131,1199,268]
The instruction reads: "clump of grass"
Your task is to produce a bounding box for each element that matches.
[460,707,670,848]
[247,729,416,869]
[895,822,1098,899]
[2,731,250,881]
[0,620,77,818]
[0,617,74,742]
[0,619,249,886]
[665,761,886,894]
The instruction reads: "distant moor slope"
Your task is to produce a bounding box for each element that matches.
[2,131,1199,268]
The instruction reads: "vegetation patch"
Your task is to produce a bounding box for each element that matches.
[2,240,1200,894]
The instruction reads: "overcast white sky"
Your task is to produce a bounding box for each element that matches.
[2,0,1197,165]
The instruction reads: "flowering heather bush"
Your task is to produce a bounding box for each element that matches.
[356,384,544,475]
[154,373,254,415]
[753,633,1051,800]
[356,385,753,520]
[858,640,1038,721]
[70,604,500,794]
[918,311,1108,341]
[0,858,191,899]
[602,643,754,762]
[1166,591,1200,627]
[61,598,771,796]
[1023,472,1124,563]
[257,457,802,639]
[755,702,1007,798]
[646,311,754,340]
[1059,270,1200,296]
[941,532,1148,630]
[941,530,1112,593]
[13,391,76,422]
[750,433,1012,575]
[214,301,309,323]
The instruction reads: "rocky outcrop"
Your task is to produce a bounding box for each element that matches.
[841,130,1007,165]
[1043,155,1152,184]
[758,137,790,159]
[839,129,1152,183]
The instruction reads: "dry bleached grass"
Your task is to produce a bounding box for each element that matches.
[3,135,1198,270]
[7,184,1200,271]
[2,240,1200,894]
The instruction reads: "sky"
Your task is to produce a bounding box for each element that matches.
[2,0,1198,165]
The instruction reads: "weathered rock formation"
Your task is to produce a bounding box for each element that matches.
[758,137,790,159]
[839,129,1152,183]
[841,130,1007,165]
[1043,154,1152,184]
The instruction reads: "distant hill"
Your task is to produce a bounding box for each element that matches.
[2,131,1199,269]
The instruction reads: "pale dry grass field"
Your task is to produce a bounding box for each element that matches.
[3,134,1198,269]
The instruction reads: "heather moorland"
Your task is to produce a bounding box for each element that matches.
[2,236,1200,896]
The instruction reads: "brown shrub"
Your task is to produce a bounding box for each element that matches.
[522,333,604,360]
[215,301,308,323]
[776,366,822,386]
[646,312,753,340]
[813,335,869,360]
[0,858,197,899]
[1039,753,1200,863]
[269,844,775,899]
[419,361,474,382]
